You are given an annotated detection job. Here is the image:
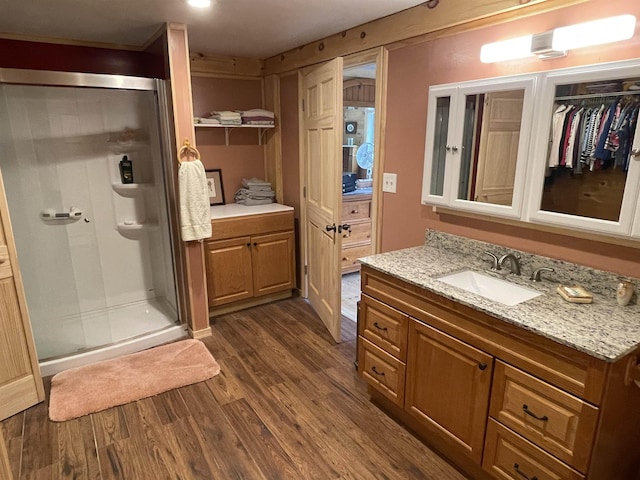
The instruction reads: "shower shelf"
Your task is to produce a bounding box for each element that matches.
[107,140,148,154]
[112,182,151,197]
[116,222,157,233]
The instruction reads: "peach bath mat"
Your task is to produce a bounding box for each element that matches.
[48,339,220,422]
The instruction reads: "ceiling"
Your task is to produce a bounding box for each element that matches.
[0,0,427,59]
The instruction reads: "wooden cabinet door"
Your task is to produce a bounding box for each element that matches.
[251,231,295,297]
[405,319,493,464]
[205,237,253,307]
[0,171,44,422]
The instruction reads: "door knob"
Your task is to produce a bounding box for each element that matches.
[325,224,337,232]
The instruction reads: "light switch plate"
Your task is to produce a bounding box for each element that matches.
[382,173,397,193]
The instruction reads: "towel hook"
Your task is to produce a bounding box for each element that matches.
[177,138,201,166]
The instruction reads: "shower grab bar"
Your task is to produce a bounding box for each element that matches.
[41,207,82,221]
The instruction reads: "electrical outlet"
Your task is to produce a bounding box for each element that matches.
[382,173,397,193]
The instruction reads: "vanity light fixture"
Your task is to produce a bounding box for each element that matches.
[188,0,211,8]
[480,14,637,63]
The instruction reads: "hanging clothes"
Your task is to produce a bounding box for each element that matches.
[548,94,639,174]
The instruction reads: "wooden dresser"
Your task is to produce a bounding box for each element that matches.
[205,204,295,316]
[341,192,372,275]
[358,265,640,480]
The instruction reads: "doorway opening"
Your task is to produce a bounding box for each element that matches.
[340,62,376,325]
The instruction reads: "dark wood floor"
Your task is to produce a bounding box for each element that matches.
[1,298,468,479]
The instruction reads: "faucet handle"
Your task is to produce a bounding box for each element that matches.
[530,267,555,282]
[484,251,500,270]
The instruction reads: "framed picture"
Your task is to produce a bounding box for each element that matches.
[205,169,225,205]
[345,121,357,134]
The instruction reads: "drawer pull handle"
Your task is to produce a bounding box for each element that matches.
[246,243,251,247]
[371,366,385,376]
[478,362,488,370]
[373,322,388,331]
[522,405,548,422]
[513,463,537,480]
[351,209,358,214]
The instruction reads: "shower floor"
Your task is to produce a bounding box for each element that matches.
[34,298,179,361]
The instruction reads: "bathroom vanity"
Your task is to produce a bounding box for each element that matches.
[205,203,295,315]
[357,232,640,480]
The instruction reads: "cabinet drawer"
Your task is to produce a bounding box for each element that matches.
[342,200,371,222]
[210,211,294,240]
[341,244,372,270]
[358,337,405,407]
[483,419,584,480]
[490,361,598,473]
[359,294,408,361]
[342,221,371,246]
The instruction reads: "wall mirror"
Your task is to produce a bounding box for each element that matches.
[422,76,535,219]
[527,61,640,237]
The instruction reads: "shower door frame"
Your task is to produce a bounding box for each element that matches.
[0,67,187,338]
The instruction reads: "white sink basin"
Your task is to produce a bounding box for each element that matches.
[437,270,541,306]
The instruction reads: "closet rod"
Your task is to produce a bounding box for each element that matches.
[555,90,640,101]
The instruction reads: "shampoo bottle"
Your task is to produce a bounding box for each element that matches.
[119,155,134,184]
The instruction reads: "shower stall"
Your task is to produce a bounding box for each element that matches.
[0,69,185,375]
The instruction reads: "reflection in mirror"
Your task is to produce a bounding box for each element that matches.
[458,89,524,206]
[540,77,640,222]
[430,96,450,197]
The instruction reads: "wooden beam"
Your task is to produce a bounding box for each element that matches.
[263,0,589,75]
[263,75,284,204]
[190,52,264,78]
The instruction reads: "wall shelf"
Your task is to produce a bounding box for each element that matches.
[112,182,151,197]
[194,123,274,146]
[116,222,157,234]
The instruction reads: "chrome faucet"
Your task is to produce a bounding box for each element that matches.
[530,267,555,282]
[484,251,500,270]
[498,253,521,276]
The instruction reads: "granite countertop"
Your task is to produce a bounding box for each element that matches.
[210,203,293,220]
[359,232,640,362]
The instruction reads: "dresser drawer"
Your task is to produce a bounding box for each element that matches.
[359,294,408,361]
[341,244,372,271]
[342,199,371,222]
[483,419,584,480]
[358,337,406,407]
[342,220,371,246]
[490,361,598,473]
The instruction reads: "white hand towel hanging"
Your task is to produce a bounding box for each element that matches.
[179,159,212,241]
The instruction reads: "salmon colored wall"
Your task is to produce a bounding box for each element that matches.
[383,0,640,276]
[280,72,302,287]
[191,76,266,203]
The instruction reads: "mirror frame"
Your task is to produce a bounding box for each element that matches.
[525,59,640,237]
[421,74,537,219]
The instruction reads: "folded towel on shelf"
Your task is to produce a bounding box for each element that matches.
[195,117,221,125]
[234,188,275,200]
[242,177,273,189]
[241,109,275,126]
[207,110,242,125]
[178,159,212,241]
[243,197,275,206]
[235,177,276,205]
[241,109,275,119]
[243,120,275,126]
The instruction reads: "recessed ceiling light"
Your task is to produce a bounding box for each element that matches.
[188,0,211,8]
